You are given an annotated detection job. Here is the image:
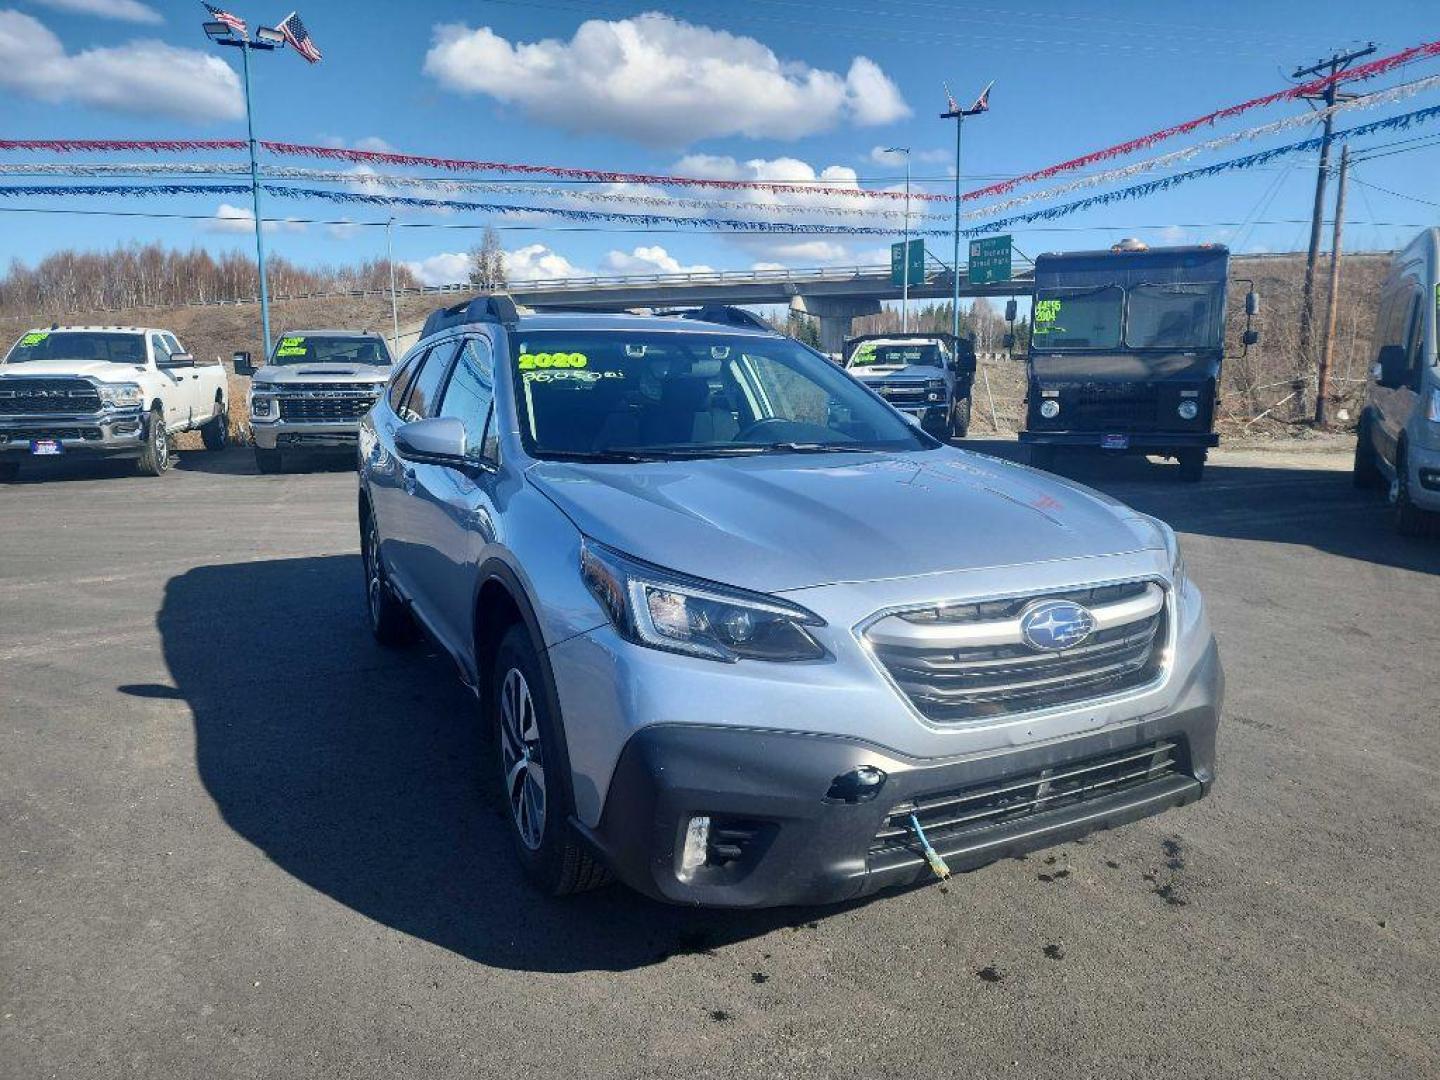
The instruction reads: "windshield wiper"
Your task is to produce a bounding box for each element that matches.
[751,442,879,454]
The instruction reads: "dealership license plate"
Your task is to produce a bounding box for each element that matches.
[30,439,62,456]
[1100,433,1130,450]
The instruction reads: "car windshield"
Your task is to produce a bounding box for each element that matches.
[3,331,146,365]
[1125,282,1223,349]
[849,342,944,368]
[269,335,391,366]
[509,330,932,460]
[1031,286,1124,350]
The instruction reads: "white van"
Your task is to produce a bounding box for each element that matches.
[1353,227,1440,535]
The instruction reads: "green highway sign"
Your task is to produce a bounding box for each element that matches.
[891,238,924,287]
[968,234,1012,285]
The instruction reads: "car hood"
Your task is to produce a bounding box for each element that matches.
[527,448,1158,593]
[253,364,390,385]
[0,359,147,381]
[847,364,943,383]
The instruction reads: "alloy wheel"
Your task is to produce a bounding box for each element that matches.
[499,667,546,850]
[363,518,383,629]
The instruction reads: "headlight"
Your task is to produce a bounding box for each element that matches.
[1039,398,1061,419]
[580,540,826,663]
[98,383,143,408]
[250,395,274,418]
[1150,515,1186,594]
[1427,388,1440,424]
[1177,400,1200,421]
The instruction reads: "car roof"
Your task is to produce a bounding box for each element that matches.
[510,312,777,336]
[26,326,162,335]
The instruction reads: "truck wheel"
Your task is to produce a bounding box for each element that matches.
[1351,413,1383,490]
[1028,444,1056,471]
[136,408,171,476]
[1390,446,1437,537]
[201,403,229,450]
[0,462,19,482]
[361,508,417,647]
[1177,450,1207,482]
[254,448,284,474]
[950,397,972,439]
[491,623,611,896]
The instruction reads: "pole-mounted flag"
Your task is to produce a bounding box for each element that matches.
[201,1,247,36]
[276,11,322,63]
[966,81,994,116]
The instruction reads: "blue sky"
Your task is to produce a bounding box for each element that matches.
[1,0,1437,286]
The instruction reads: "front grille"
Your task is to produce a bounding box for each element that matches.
[1,426,102,442]
[870,739,1184,855]
[866,580,1167,722]
[876,381,931,406]
[276,391,377,422]
[0,378,102,416]
[1068,385,1161,431]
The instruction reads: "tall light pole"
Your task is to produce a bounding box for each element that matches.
[204,18,285,357]
[885,147,912,332]
[386,216,400,351]
[942,82,992,342]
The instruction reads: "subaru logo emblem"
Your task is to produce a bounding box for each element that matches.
[1019,600,1096,652]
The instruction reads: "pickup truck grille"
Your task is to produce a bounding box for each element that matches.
[865,581,1167,722]
[874,380,932,406]
[0,378,102,415]
[870,740,1183,855]
[275,387,379,423]
[0,426,103,442]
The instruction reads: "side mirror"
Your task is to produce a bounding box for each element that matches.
[1245,291,1260,317]
[1375,344,1408,389]
[1242,329,1260,347]
[395,417,470,468]
[232,351,255,376]
[159,351,195,369]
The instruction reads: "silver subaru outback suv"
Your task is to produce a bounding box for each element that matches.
[357,296,1222,908]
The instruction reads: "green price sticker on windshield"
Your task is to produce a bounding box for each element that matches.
[1033,299,1062,336]
[517,351,589,370]
[276,336,307,357]
[19,331,48,347]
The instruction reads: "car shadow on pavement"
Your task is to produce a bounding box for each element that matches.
[171,447,356,475]
[961,438,1440,575]
[155,554,864,973]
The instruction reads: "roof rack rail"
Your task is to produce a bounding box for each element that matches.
[671,305,775,333]
[420,293,520,340]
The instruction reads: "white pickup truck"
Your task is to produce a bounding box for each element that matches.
[0,326,230,479]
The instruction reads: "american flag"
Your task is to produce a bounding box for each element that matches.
[276,10,322,63]
[201,1,246,36]
[966,80,994,115]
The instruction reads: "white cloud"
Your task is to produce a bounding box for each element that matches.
[208,203,306,235]
[867,146,950,166]
[0,11,241,120]
[404,243,589,287]
[28,0,161,23]
[601,246,712,276]
[405,252,471,288]
[423,13,908,146]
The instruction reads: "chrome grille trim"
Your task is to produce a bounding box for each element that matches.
[861,577,1171,723]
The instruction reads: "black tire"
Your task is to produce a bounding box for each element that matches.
[360,507,417,647]
[491,623,611,896]
[1177,449,1207,483]
[0,462,19,482]
[1390,445,1437,537]
[135,407,171,476]
[254,447,284,474]
[1027,443,1056,471]
[950,397,972,439]
[201,403,229,450]
[1352,413,1383,490]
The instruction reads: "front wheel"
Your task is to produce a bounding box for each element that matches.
[361,508,416,647]
[136,408,171,476]
[491,624,611,896]
[950,397,972,439]
[1390,447,1437,537]
[201,404,229,450]
[1352,414,1383,490]
[1177,449,1207,482]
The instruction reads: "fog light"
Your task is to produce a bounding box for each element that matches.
[826,766,887,804]
[1039,399,1061,419]
[1177,400,1199,420]
[251,397,273,418]
[678,815,710,881]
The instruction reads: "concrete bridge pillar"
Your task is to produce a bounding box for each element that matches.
[789,295,881,355]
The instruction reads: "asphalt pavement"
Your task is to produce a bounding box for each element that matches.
[2,441,1437,1080]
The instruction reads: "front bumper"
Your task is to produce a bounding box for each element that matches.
[0,410,146,457]
[251,419,361,451]
[1409,439,1440,511]
[581,640,1218,908]
[1019,430,1219,450]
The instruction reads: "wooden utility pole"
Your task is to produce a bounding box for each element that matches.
[1293,44,1374,409]
[1315,143,1350,428]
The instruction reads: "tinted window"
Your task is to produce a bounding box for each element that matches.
[401,340,460,422]
[851,343,944,368]
[270,335,392,366]
[1032,286,1123,350]
[1126,283,1224,349]
[5,331,149,365]
[438,337,496,461]
[387,349,425,411]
